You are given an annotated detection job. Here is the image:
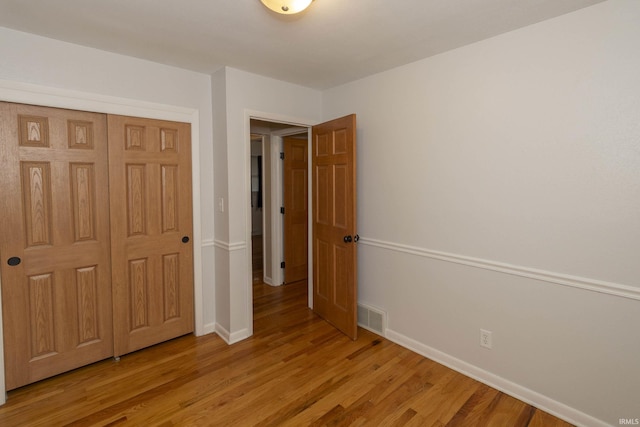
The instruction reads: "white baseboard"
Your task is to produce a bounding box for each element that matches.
[214,324,251,345]
[385,328,610,427]
[200,322,217,336]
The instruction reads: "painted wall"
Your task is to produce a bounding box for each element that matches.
[0,26,215,398]
[213,67,322,341]
[322,0,640,425]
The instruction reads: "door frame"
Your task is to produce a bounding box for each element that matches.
[245,111,316,318]
[0,80,204,403]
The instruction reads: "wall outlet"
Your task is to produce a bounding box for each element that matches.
[480,329,493,349]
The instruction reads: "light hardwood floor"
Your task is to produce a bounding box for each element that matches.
[0,280,573,426]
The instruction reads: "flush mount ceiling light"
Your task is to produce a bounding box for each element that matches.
[260,0,313,15]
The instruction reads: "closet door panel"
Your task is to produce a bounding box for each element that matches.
[0,102,113,390]
[108,115,193,357]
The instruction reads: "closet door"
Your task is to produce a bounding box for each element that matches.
[0,102,113,390]
[107,115,194,357]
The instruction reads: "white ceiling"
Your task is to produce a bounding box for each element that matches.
[0,0,605,90]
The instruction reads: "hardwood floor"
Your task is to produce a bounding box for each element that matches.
[0,280,573,426]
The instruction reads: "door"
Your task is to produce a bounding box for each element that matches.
[107,115,194,356]
[0,102,114,390]
[283,136,308,284]
[312,114,358,340]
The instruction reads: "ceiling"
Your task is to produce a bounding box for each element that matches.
[0,0,605,90]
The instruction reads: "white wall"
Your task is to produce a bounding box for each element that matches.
[0,26,215,400]
[322,1,640,425]
[212,67,322,341]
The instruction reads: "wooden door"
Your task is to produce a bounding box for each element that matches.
[283,136,308,284]
[312,114,358,340]
[107,115,194,357]
[0,102,114,390]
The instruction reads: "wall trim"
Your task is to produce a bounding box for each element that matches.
[202,239,216,248]
[214,323,251,345]
[359,237,640,301]
[202,322,217,335]
[385,328,609,427]
[213,239,247,252]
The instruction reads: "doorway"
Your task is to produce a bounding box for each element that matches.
[248,119,309,292]
[246,113,358,341]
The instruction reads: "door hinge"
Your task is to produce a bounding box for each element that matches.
[280,152,284,160]
[280,207,285,214]
[280,261,285,269]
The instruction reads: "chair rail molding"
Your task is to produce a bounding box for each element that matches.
[359,237,640,301]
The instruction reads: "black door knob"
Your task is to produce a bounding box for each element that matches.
[354,234,360,242]
[182,236,190,243]
[7,257,21,266]
[343,235,352,243]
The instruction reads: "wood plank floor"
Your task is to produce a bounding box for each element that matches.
[0,280,574,426]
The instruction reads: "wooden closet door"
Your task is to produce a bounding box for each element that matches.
[0,102,114,390]
[107,115,194,357]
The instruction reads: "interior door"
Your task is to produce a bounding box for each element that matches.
[0,102,114,390]
[312,114,358,340]
[107,115,194,357]
[283,136,308,284]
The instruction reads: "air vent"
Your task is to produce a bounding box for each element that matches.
[357,303,386,336]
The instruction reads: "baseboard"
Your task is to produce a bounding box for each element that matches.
[385,328,609,427]
[200,322,217,336]
[214,324,251,345]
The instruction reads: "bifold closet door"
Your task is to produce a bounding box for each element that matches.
[107,115,194,357]
[0,102,114,390]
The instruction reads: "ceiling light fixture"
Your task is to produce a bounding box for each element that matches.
[260,0,313,15]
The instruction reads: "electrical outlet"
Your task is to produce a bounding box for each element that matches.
[480,329,492,349]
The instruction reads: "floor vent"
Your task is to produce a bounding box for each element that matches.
[357,303,386,336]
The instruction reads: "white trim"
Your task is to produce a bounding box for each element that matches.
[0,79,195,120]
[202,322,217,335]
[270,134,284,286]
[201,239,216,247]
[0,79,205,402]
[263,276,274,286]
[214,323,251,345]
[244,109,317,339]
[214,323,231,343]
[271,127,309,137]
[213,240,247,252]
[359,237,640,301]
[385,328,610,427]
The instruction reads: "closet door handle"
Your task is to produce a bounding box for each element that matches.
[182,236,190,243]
[7,256,21,266]
[343,235,353,243]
